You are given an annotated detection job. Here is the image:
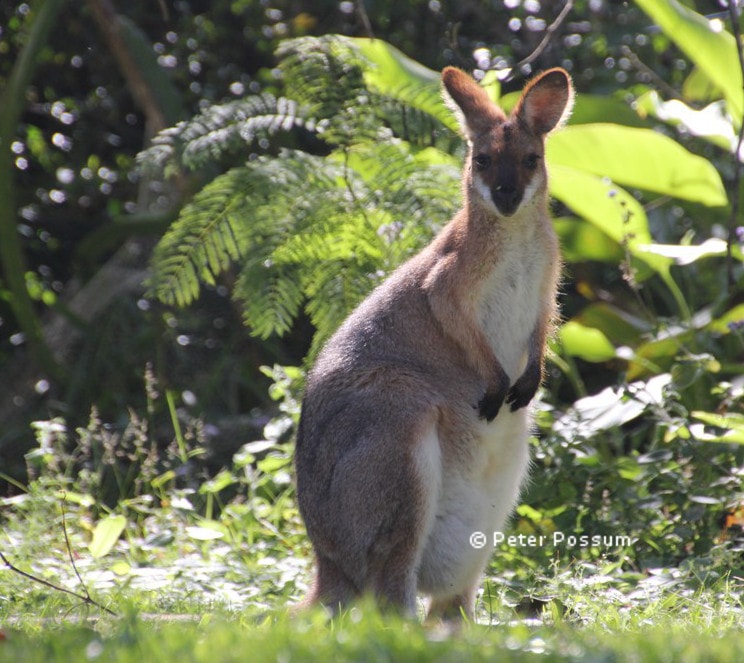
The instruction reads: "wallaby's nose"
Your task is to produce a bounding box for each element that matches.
[492,182,522,216]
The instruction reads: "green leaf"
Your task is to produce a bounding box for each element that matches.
[118,16,184,126]
[571,302,652,347]
[636,238,728,266]
[547,124,728,207]
[89,515,127,559]
[148,166,256,306]
[350,37,456,131]
[559,320,616,362]
[554,217,624,264]
[691,411,744,444]
[635,91,735,153]
[707,303,744,334]
[548,164,661,268]
[199,469,236,495]
[634,0,743,126]
[185,523,225,541]
[549,162,690,316]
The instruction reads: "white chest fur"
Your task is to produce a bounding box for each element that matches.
[477,230,546,380]
[417,409,531,599]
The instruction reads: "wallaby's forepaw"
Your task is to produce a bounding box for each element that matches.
[476,387,507,422]
[506,373,539,412]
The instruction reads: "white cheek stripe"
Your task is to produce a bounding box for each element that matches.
[473,172,543,215]
[521,175,540,207]
[474,174,498,213]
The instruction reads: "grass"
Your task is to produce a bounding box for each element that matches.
[2,593,744,663]
[2,515,742,663]
[1,403,743,662]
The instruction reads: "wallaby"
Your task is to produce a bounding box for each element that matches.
[294,65,574,620]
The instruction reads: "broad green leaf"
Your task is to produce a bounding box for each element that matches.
[89,514,127,559]
[634,0,743,126]
[691,411,744,444]
[199,469,236,495]
[635,91,735,153]
[682,66,723,104]
[119,16,184,125]
[636,238,728,265]
[502,91,647,127]
[559,320,616,362]
[550,163,695,317]
[479,69,502,104]
[547,124,728,207]
[554,217,624,263]
[571,302,652,347]
[350,37,456,131]
[708,304,744,334]
[549,164,664,274]
[185,524,225,541]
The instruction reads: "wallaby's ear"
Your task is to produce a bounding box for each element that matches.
[512,68,574,135]
[442,67,506,140]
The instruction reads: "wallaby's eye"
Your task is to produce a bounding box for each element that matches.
[524,153,541,170]
[474,154,492,170]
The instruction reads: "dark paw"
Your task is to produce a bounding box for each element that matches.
[505,375,539,412]
[476,388,506,422]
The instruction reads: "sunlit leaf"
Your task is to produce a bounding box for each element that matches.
[350,37,456,131]
[89,515,127,559]
[636,238,728,265]
[691,411,744,444]
[185,524,225,541]
[635,91,735,153]
[570,302,652,347]
[554,217,624,263]
[560,320,617,362]
[707,303,744,334]
[635,0,743,126]
[548,124,728,207]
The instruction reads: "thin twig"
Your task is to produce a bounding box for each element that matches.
[355,0,375,39]
[447,22,469,69]
[0,550,117,617]
[498,0,574,82]
[1,498,117,617]
[727,1,744,289]
[60,499,95,606]
[620,45,683,101]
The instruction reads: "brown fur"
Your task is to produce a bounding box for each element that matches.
[294,66,574,619]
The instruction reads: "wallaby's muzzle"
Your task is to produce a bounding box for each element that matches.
[492,181,522,216]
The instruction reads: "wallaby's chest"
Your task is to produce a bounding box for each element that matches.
[476,240,547,379]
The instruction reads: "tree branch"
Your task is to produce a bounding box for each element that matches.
[86,0,167,133]
[0,549,117,617]
[0,0,66,382]
[727,1,744,288]
[497,0,574,82]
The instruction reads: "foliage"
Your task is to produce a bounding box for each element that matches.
[2,600,744,663]
[1,387,743,659]
[141,35,461,352]
[136,2,744,597]
[2,2,744,658]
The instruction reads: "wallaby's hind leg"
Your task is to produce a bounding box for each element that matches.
[298,390,441,617]
[307,552,360,614]
[427,585,478,622]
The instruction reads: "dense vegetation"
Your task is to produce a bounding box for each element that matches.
[1,0,743,659]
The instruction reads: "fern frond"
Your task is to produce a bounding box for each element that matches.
[147,166,264,306]
[236,259,304,339]
[138,94,313,175]
[145,34,469,348]
[302,261,379,357]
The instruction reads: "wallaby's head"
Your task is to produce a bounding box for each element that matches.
[442,67,574,218]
